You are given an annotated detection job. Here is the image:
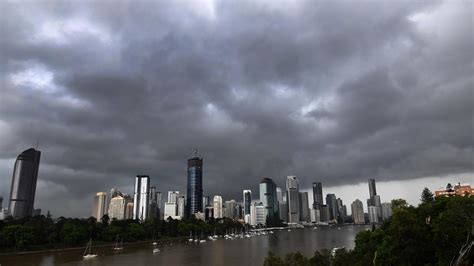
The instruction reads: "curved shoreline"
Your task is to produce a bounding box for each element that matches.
[0,237,187,256]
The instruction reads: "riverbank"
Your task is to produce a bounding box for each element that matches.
[0,236,187,256]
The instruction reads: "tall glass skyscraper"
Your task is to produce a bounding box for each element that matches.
[259,178,279,221]
[368,178,377,199]
[8,148,41,218]
[133,175,150,221]
[312,182,323,210]
[187,152,203,218]
[243,190,252,215]
[286,176,300,223]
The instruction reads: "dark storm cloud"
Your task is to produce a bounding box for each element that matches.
[0,0,472,217]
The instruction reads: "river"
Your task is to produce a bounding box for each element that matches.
[0,225,371,266]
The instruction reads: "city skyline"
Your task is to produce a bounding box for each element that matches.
[0,0,472,218]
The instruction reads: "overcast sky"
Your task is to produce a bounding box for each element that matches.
[0,0,472,218]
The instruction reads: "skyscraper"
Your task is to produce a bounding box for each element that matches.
[213,195,223,218]
[299,192,310,222]
[286,176,300,223]
[312,182,323,210]
[168,191,179,203]
[368,206,378,224]
[259,178,279,221]
[133,175,150,221]
[187,152,203,218]
[351,199,365,225]
[148,186,159,219]
[177,196,186,218]
[92,192,108,219]
[224,199,237,219]
[243,190,252,216]
[202,195,210,208]
[276,187,284,202]
[0,196,3,209]
[8,148,41,218]
[109,195,126,220]
[368,178,377,198]
[381,202,393,220]
[326,194,338,221]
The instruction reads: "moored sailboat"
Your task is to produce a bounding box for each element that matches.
[83,238,98,259]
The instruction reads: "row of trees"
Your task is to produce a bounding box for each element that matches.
[0,215,242,252]
[264,190,473,266]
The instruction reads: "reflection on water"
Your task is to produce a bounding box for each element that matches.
[0,225,371,266]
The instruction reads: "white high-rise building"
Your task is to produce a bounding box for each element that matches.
[164,202,177,219]
[177,196,185,218]
[250,202,265,226]
[109,196,126,220]
[310,209,321,223]
[368,206,379,224]
[381,202,393,220]
[286,176,300,223]
[351,199,365,225]
[133,175,150,221]
[167,191,179,203]
[213,195,223,218]
[92,192,108,220]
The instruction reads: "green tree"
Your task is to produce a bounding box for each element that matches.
[309,249,331,266]
[263,251,285,266]
[421,187,434,203]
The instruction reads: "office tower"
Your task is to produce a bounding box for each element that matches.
[213,195,223,218]
[0,196,2,209]
[168,191,179,203]
[381,202,393,220]
[164,202,177,218]
[299,192,310,222]
[92,192,108,219]
[250,202,265,226]
[243,190,252,215]
[279,201,288,222]
[286,176,300,223]
[205,206,214,221]
[235,204,243,220]
[310,209,321,223]
[187,152,203,218]
[125,202,134,219]
[259,178,279,221]
[336,198,347,220]
[368,178,377,198]
[312,182,323,210]
[148,186,159,219]
[8,148,41,218]
[326,194,338,221]
[109,195,126,220]
[351,199,365,225]
[156,191,162,218]
[321,205,330,222]
[368,206,379,224]
[133,175,150,221]
[202,195,210,208]
[177,196,185,218]
[276,187,284,202]
[224,199,237,219]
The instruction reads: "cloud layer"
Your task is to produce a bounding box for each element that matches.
[0,0,472,217]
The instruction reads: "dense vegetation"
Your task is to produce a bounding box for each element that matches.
[0,215,242,252]
[264,191,473,266]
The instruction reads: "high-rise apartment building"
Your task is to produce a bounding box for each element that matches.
[187,152,203,218]
[224,199,237,219]
[312,182,323,210]
[213,195,223,218]
[259,178,279,221]
[168,191,179,203]
[133,175,150,221]
[202,195,210,208]
[276,187,284,202]
[125,202,134,219]
[164,202,177,218]
[250,202,265,226]
[243,190,252,216]
[286,176,300,223]
[8,148,41,218]
[92,192,108,219]
[381,202,393,220]
[299,192,310,222]
[351,199,365,225]
[109,195,126,220]
[368,206,379,224]
[177,196,185,218]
